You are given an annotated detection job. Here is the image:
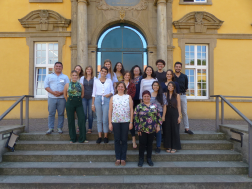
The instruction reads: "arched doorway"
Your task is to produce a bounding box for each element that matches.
[97,24,147,73]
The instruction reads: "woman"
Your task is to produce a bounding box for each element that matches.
[139,66,157,101]
[134,90,162,167]
[113,62,125,82]
[109,82,133,166]
[80,66,95,134]
[123,71,137,148]
[98,59,118,86]
[163,82,182,153]
[151,81,167,153]
[92,67,114,143]
[63,70,87,143]
[130,65,142,106]
[161,69,180,94]
[74,65,84,81]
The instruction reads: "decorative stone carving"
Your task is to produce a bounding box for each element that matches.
[173,11,223,33]
[19,10,71,31]
[119,10,126,22]
[96,0,148,11]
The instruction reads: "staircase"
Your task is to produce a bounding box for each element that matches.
[0,131,252,188]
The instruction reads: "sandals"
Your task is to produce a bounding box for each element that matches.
[171,149,177,153]
[87,129,92,134]
[166,149,171,153]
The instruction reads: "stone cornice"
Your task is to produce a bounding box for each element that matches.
[0,32,71,37]
[96,0,148,11]
[154,0,168,6]
[78,0,89,4]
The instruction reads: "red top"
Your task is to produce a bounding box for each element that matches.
[126,81,136,99]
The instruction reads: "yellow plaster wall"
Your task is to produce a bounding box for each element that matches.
[0,1,71,32]
[172,0,252,34]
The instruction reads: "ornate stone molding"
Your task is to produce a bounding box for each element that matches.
[18,10,71,31]
[173,11,223,33]
[96,0,148,11]
[78,0,89,4]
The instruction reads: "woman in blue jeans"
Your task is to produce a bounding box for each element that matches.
[92,67,114,143]
[150,81,167,153]
[80,66,95,134]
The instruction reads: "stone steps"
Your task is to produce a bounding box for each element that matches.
[14,140,233,150]
[18,131,226,141]
[0,175,252,189]
[0,161,248,176]
[3,150,242,162]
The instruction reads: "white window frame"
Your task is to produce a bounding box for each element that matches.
[183,0,207,2]
[185,44,208,99]
[34,42,58,98]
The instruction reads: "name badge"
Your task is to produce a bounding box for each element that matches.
[150,105,155,109]
[60,79,64,83]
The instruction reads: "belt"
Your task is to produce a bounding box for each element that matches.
[180,92,186,95]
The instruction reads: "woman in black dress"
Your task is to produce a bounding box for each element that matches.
[163,81,182,153]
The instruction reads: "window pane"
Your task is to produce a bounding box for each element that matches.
[190,70,194,75]
[54,43,58,50]
[190,60,194,65]
[197,59,201,66]
[185,52,189,59]
[49,51,54,58]
[41,51,46,57]
[197,53,201,59]
[185,45,189,51]
[185,59,190,65]
[197,46,201,52]
[41,89,46,95]
[36,51,41,57]
[42,44,46,50]
[48,68,54,74]
[41,58,46,64]
[36,44,41,50]
[36,58,41,64]
[49,43,54,50]
[185,69,189,75]
[190,45,194,52]
[202,46,206,52]
[190,53,194,59]
[42,68,46,74]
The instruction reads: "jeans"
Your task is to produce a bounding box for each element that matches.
[139,132,155,159]
[180,95,189,129]
[48,97,66,129]
[94,95,110,133]
[155,112,163,148]
[82,98,93,130]
[113,122,129,160]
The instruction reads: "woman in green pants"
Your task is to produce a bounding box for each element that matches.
[64,70,88,143]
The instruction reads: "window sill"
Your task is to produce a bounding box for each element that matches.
[187,99,252,102]
[179,2,212,5]
[29,0,63,2]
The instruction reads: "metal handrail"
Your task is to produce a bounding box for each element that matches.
[211,95,252,177]
[0,95,34,132]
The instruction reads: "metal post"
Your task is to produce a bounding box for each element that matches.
[221,98,224,124]
[215,97,219,131]
[25,97,29,133]
[249,123,252,177]
[20,100,23,125]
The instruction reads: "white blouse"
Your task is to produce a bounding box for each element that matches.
[139,78,158,99]
[92,78,114,97]
[98,72,118,84]
[112,94,130,123]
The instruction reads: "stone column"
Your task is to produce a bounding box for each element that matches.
[156,0,167,64]
[167,0,174,69]
[77,0,89,69]
[70,0,78,70]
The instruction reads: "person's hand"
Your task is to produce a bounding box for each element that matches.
[104,94,110,98]
[162,116,165,122]
[156,126,160,133]
[138,131,142,136]
[92,105,95,112]
[109,123,113,131]
[178,117,181,124]
[129,123,133,130]
[54,91,61,97]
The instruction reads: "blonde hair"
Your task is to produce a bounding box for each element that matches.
[104,59,113,80]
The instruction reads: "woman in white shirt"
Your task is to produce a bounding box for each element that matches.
[92,67,114,144]
[108,81,133,166]
[139,66,157,101]
[98,59,118,86]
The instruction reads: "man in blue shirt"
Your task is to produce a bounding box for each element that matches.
[44,62,70,134]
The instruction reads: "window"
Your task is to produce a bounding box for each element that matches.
[34,42,58,98]
[185,44,208,99]
[183,0,207,2]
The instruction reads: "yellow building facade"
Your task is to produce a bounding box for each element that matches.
[0,0,252,120]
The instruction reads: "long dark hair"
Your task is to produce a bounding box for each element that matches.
[164,69,175,82]
[142,66,156,79]
[113,62,125,75]
[74,65,84,78]
[152,81,164,105]
[130,65,142,79]
[167,81,177,108]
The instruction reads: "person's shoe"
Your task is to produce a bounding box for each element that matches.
[104,137,109,143]
[155,147,161,154]
[147,158,154,166]
[138,158,144,167]
[185,129,194,134]
[58,128,63,134]
[46,128,54,135]
[96,137,102,144]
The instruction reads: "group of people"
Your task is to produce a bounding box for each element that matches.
[44,59,194,167]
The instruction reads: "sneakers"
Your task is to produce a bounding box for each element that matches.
[58,128,63,134]
[185,129,194,135]
[96,137,102,144]
[147,158,154,166]
[138,158,144,167]
[104,137,109,143]
[46,128,54,135]
[155,147,161,154]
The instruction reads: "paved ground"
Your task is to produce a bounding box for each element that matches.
[0,118,247,133]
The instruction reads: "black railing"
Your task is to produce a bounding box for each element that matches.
[211,95,252,177]
[0,95,34,133]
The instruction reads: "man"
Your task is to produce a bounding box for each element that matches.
[174,62,194,134]
[44,62,70,134]
[155,59,166,83]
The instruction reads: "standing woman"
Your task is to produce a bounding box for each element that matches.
[130,65,142,107]
[139,66,157,101]
[151,81,167,153]
[114,62,125,82]
[134,90,162,167]
[92,67,114,143]
[109,82,133,166]
[64,70,87,143]
[161,69,180,94]
[163,81,182,153]
[123,71,137,148]
[74,65,84,81]
[98,59,118,86]
[80,66,95,134]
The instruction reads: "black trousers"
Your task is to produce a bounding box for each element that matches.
[139,132,155,159]
[130,100,141,137]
